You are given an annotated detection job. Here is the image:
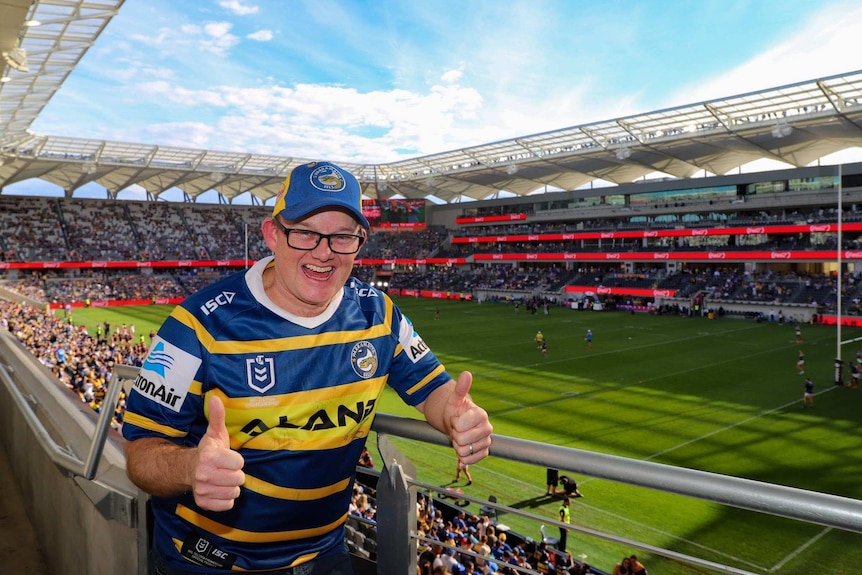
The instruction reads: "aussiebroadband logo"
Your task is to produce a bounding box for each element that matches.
[398,315,430,364]
[133,337,199,412]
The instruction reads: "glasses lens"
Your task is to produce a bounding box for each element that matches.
[277,221,363,254]
[287,229,324,250]
[329,234,362,254]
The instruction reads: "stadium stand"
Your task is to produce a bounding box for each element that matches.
[4,5,862,568]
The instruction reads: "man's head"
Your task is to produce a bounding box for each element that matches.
[272,161,370,230]
[264,161,369,317]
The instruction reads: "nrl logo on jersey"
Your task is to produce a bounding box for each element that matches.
[246,355,276,393]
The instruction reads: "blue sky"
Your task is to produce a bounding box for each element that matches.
[16,0,862,199]
[30,0,862,160]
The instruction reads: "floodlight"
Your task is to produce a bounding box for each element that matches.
[2,46,29,72]
[771,121,792,138]
[425,176,436,187]
[0,76,11,83]
[615,144,631,160]
[506,163,518,175]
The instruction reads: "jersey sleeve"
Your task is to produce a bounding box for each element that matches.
[121,307,207,443]
[385,303,451,406]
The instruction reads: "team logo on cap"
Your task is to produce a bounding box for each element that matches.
[351,341,378,379]
[310,164,347,192]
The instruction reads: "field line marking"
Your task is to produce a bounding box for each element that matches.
[645,385,839,460]
[768,527,831,572]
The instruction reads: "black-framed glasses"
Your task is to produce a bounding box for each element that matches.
[272,218,365,254]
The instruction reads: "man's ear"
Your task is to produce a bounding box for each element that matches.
[261,217,280,251]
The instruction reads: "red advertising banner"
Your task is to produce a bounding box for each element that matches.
[452,222,862,243]
[473,251,855,262]
[455,213,528,224]
[389,289,473,300]
[564,286,676,297]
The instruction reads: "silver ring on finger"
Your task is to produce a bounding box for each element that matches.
[469,443,474,456]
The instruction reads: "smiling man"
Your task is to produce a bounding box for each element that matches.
[122,161,493,575]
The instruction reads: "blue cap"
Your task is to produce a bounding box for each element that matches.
[272,161,369,229]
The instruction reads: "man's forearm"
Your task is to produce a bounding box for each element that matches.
[125,437,195,497]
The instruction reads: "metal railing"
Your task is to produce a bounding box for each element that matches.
[4,357,862,575]
[372,413,862,575]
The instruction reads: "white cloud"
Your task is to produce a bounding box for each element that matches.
[141,121,217,149]
[440,68,463,83]
[197,22,240,56]
[218,0,259,16]
[247,30,273,42]
[128,78,490,161]
[668,3,862,107]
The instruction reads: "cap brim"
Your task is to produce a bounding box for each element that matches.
[276,197,370,229]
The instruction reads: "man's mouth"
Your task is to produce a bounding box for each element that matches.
[303,263,333,279]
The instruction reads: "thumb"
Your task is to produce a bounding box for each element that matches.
[204,394,231,449]
[447,371,473,417]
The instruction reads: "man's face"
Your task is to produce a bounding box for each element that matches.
[263,208,365,317]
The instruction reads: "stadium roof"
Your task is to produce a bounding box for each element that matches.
[2,0,862,205]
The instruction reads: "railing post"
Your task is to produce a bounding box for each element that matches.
[375,434,417,575]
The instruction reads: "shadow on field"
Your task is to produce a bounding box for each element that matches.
[507,493,563,512]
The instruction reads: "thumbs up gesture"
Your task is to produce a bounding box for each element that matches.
[444,371,493,464]
[191,395,245,511]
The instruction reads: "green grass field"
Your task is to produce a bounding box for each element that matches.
[64,298,862,574]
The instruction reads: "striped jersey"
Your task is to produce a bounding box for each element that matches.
[121,257,451,572]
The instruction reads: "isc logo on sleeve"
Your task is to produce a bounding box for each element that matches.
[200,291,235,316]
[133,337,200,412]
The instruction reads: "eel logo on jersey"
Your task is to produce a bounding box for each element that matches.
[351,341,378,379]
[133,337,198,412]
[246,355,276,393]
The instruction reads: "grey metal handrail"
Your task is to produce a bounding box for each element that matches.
[372,413,862,574]
[0,358,137,527]
[373,412,862,533]
[0,361,85,473]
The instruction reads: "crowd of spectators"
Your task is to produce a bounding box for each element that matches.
[0,299,145,427]
[346,477,596,575]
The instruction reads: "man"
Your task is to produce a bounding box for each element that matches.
[558,474,583,498]
[454,458,473,486]
[850,362,860,390]
[629,554,648,575]
[558,497,571,552]
[585,329,593,350]
[803,377,815,408]
[545,467,559,495]
[535,330,545,349]
[122,161,493,575]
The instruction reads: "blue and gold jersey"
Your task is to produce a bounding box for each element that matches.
[122,257,451,572]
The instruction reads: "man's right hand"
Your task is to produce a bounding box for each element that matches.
[191,395,245,511]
